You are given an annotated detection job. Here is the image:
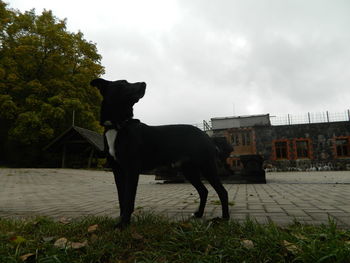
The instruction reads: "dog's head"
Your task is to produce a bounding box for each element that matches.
[90,78,146,127]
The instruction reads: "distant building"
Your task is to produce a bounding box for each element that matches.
[210,113,350,171]
[211,114,270,131]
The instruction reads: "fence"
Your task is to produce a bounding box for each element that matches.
[196,110,350,130]
[192,120,212,131]
[270,110,350,126]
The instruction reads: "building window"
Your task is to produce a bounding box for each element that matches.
[335,138,350,157]
[242,132,251,146]
[295,140,310,158]
[231,133,240,146]
[231,131,251,146]
[233,159,241,168]
[274,141,288,159]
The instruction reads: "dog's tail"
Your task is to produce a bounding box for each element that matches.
[211,137,233,161]
[211,137,233,176]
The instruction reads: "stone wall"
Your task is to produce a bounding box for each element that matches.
[254,121,350,171]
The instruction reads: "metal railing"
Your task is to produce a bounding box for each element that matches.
[196,110,350,130]
[192,120,212,131]
[270,110,350,126]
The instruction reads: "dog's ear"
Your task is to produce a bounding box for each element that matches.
[90,78,109,95]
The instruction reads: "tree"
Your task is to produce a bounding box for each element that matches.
[0,1,104,166]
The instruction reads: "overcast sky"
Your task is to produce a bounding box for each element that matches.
[7,0,350,125]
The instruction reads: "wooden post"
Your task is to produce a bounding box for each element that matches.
[87,147,94,168]
[62,144,67,168]
[72,110,75,126]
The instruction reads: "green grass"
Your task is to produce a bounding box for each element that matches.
[210,200,235,206]
[1,213,350,263]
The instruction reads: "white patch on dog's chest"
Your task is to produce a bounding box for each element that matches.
[105,129,118,160]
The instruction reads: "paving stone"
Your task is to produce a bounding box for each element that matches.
[253,216,270,224]
[1,169,350,228]
[248,204,264,210]
[285,210,309,217]
[265,206,284,213]
[267,217,295,226]
[307,212,334,220]
[231,213,248,220]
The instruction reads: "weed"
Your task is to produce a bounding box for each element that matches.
[210,200,235,206]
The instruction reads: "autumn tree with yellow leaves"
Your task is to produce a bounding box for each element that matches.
[0,1,104,166]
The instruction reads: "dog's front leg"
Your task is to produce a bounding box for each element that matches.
[112,165,126,219]
[116,169,140,229]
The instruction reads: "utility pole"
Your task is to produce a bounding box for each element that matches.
[72,110,75,126]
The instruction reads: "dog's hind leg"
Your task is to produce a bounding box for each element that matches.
[201,161,230,219]
[182,162,208,218]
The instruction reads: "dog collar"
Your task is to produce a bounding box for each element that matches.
[104,118,139,131]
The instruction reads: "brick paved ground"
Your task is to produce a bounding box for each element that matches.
[1,169,350,228]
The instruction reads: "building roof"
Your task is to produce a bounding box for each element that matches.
[44,126,104,152]
[211,114,270,121]
[211,114,271,130]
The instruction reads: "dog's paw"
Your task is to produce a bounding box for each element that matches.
[209,217,230,224]
[191,211,203,218]
[223,216,230,220]
[209,217,226,224]
[114,221,129,230]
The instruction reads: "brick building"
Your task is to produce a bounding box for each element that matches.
[211,114,350,171]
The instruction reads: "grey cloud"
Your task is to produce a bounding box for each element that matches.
[10,0,350,124]
[115,0,350,123]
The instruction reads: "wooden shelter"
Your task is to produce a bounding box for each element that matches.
[44,126,105,168]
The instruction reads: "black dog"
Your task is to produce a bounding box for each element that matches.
[90,78,230,228]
